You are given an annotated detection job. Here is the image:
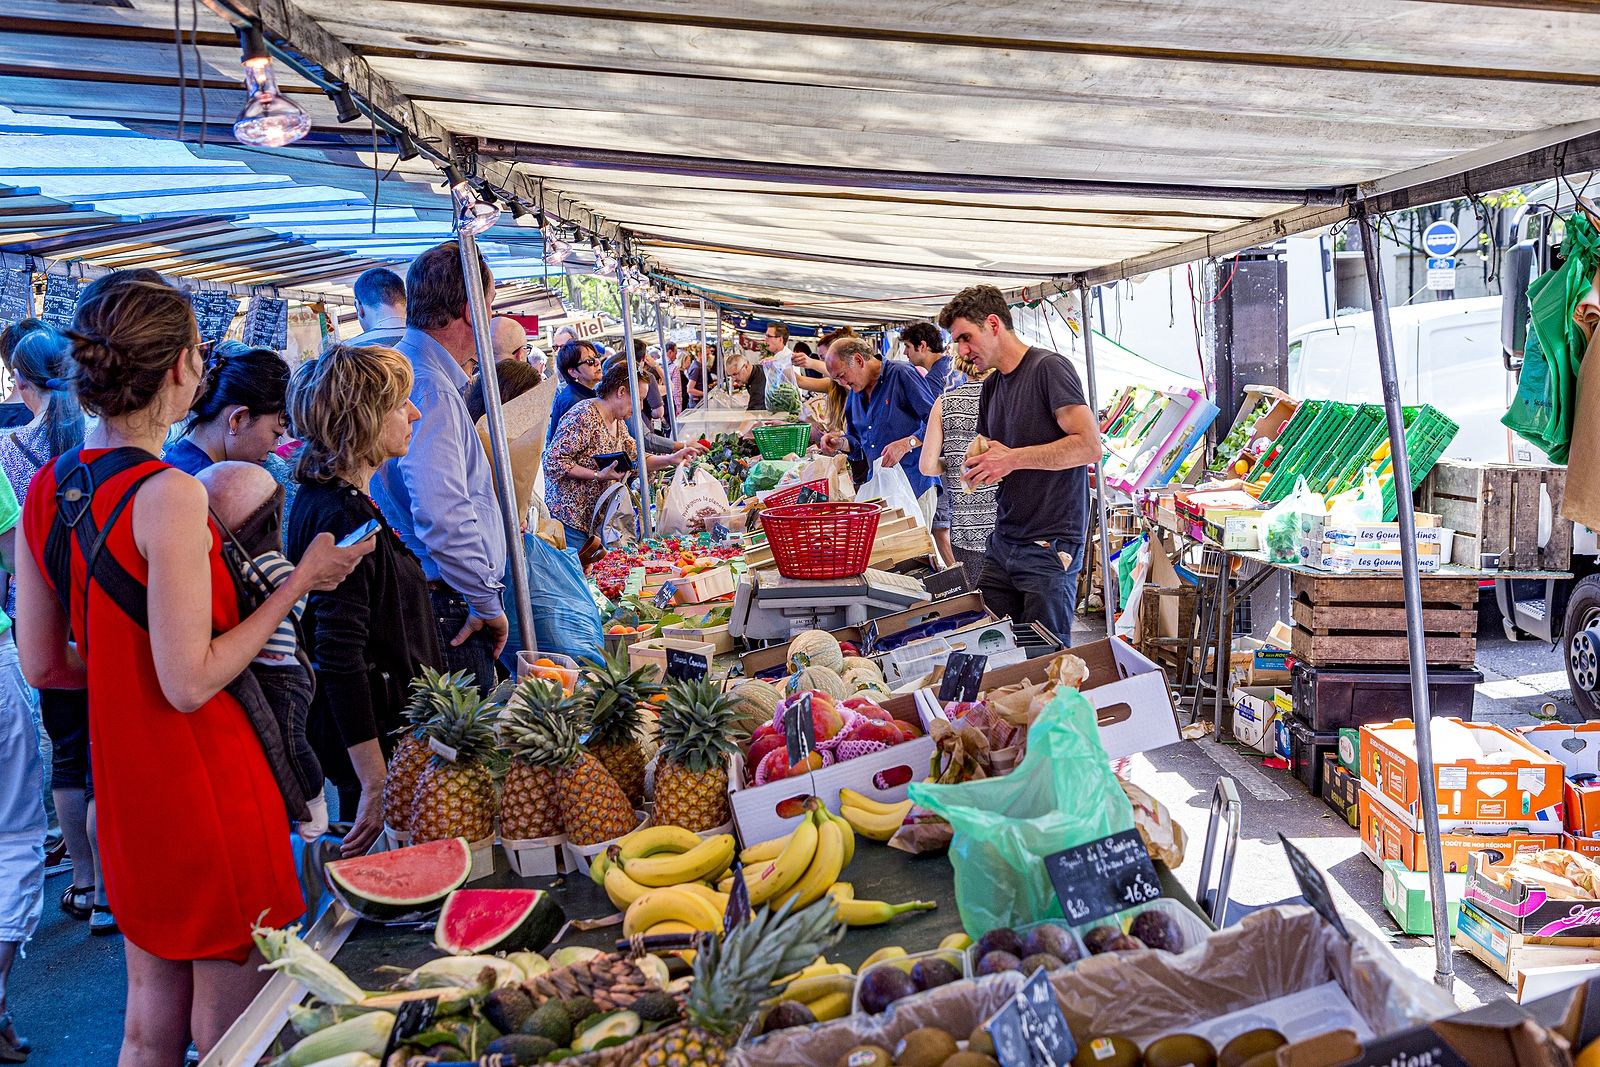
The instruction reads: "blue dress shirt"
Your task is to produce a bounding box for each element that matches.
[845,359,940,498]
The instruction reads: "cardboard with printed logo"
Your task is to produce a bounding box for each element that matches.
[1520,724,1600,836]
[1359,718,1565,826]
[1463,849,1600,940]
[1358,787,1562,873]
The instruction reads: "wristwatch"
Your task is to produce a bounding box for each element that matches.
[907,435,921,450]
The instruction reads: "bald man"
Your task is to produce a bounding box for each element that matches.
[491,316,529,363]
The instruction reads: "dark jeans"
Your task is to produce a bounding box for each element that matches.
[39,688,91,800]
[431,586,499,695]
[253,662,321,799]
[978,533,1086,646]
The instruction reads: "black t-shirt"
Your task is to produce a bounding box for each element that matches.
[745,364,768,410]
[976,346,1091,543]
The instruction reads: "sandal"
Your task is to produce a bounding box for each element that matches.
[59,884,92,921]
[0,1011,28,1063]
[88,905,118,937]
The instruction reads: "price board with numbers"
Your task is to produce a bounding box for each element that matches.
[985,970,1075,1066]
[1045,828,1161,925]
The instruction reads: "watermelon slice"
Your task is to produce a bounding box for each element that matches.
[434,888,566,956]
[326,837,471,922]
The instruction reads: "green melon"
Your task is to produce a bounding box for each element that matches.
[326,837,471,921]
[434,888,566,956]
[786,629,843,673]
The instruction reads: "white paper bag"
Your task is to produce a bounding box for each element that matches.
[657,466,731,536]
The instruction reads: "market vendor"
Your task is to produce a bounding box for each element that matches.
[544,361,698,547]
[938,284,1101,644]
[819,335,939,500]
[725,352,767,411]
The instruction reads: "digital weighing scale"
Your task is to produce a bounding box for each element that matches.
[729,568,930,640]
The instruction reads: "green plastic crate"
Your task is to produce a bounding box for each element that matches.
[1300,404,1384,496]
[1378,406,1458,519]
[1259,402,1357,502]
[1246,399,1324,482]
[752,422,811,460]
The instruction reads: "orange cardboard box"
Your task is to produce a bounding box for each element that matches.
[1563,831,1600,859]
[1359,718,1565,825]
[1358,788,1561,873]
[1565,779,1600,837]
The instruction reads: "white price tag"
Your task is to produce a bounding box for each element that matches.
[428,737,459,763]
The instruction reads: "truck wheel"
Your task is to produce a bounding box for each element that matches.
[1564,574,1600,720]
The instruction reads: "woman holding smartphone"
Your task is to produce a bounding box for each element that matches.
[285,345,443,857]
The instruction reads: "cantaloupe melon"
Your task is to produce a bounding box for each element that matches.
[787,665,848,700]
[786,629,843,673]
[842,666,884,692]
[841,656,879,675]
[727,680,782,735]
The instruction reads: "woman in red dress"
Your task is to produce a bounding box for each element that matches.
[13,275,371,1065]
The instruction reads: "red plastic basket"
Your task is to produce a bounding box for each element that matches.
[760,502,883,579]
[759,479,829,508]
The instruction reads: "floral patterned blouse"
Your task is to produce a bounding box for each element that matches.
[542,397,638,533]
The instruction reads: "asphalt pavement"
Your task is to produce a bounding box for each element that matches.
[5,624,1576,1062]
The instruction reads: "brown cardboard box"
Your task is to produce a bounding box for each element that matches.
[1358,787,1561,873]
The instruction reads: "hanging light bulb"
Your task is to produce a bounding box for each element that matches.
[595,253,619,280]
[544,234,574,264]
[444,165,500,237]
[233,23,311,147]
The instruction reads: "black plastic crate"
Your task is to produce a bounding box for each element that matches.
[1288,718,1338,798]
[1290,662,1481,732]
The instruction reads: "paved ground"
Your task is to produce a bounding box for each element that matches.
[6,623,1577,1062]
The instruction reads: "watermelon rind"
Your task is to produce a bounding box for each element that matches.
[434,888,566,956]
[326,837,472,922]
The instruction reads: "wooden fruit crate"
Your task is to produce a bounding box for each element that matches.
[1288,574,1477,668]
[1420,460,1571,571]
[1138,584,1198,670]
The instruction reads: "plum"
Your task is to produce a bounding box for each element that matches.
[973,928,1024,961]
[1128,909,1186,953]
[910,957,961,991]
[859,966,917,1014]
[1021,924,1082,964]
[976,950,1021,976]
[1081,925,1123,954]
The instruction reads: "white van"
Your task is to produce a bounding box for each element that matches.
[1286,296,1530,464]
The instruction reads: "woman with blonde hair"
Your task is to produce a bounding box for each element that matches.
[285,344,442,857]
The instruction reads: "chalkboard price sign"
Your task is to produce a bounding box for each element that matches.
[1279,833,1349,939]
[665,646,709,682]
[243,296,288,350]
[39,274,82,330]
[984,970,1076,1066]
[1045,828,1162,925]
[654,581,678,609]
[0,269,32,330]
[191,290,240,346]
[938,651,988,703]
[784,691,816,767]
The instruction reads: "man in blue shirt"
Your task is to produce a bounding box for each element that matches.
[371,241,509,691]
[900,321,961,394]
[820,336,939,500]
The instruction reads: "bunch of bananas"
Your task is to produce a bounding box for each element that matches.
[589,825,738,937]
[837,788,914,842]
[773,956,855,1022]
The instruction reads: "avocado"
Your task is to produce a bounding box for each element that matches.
[571,1010,642,1053]
[483,985,535,1034]
[894,1028,959,1067]
[485,1034,556,1060]
[560,996,600,1025]
[520,998,573,1047]
[630,991,681,1023]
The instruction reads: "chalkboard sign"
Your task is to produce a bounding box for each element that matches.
[654,580,678,610]
[192,290,239,346]
[1279,833,1349,939]
[784,691,816,766]
[723,863,752,933]
[984,970,1076,1066]
[859,619,880,656]
[0,269,32,329]
[242,296,288,350]
[1045,828,1162,925]
[938,651,988,703]
[39,274,83,330]
[795,484,828,504]
[381,996,439,1062]
[665,646,708,682]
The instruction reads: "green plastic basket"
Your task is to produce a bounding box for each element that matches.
[1259,402,1357,502]
[1246,400,1324,482]
[752,423,811,461]
[1378,405,1459,519]
[1306,404,1385,495]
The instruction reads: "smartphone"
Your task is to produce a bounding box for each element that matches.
[337,519,381,548]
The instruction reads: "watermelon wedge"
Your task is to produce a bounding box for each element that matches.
[435,888,566,956]
[326,837,471,922]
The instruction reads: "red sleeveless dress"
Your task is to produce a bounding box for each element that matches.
[25,451,303,962]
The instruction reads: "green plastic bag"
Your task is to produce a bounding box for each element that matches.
[1510,211,1600,461]
[908,687,1136,937]
[1116,534,1146,606]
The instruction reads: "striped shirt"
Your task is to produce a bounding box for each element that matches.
[249,550,303,664]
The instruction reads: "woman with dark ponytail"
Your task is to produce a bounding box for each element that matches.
[162,341,289,474]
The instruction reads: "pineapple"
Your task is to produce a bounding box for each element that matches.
[382,667,473,833]
[580,648,664,806]
[409,687,503,843]
[635,898,845,1067]
[498,679,583,840]
[510,676,638,845]
[653,680,742,832]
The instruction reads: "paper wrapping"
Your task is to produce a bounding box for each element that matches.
[1120,778,1187,869]
[1561,327,1600,529]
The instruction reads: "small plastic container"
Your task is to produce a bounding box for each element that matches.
[604,623,659,660]
[501,833,566,878]
[850,947,969,1016]
[517,651,580,693]
[1073,898,1211,956]
[673,565,737,605]
[966,919,1090,977]
[381,824,411,851]
[466,836,496,883]
[560,810,648,875]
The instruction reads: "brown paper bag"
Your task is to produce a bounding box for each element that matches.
[1564,329,1600,529]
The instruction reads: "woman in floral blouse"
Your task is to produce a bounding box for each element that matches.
[544,361,695,547]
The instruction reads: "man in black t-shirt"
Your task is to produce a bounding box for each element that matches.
[938,285,1102,644]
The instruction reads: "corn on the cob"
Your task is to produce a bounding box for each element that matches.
[267,1011,393,1067]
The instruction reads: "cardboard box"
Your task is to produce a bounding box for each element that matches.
[1565,832,1600,858]
[1233,685,1291,759]
[1323,760,1360,828]
[1305,513,1442,549]
[1308,542,1446,574]
[1203,513,1263,551]
[1359,718,1565,826]
[658,622,735,655]
[1463,850,1600,939]
[1358,787,1562,873]
[627,637,716,682]
[1338,726,1360,774]
[1382,859,1464,935]
[1518,724,1600,836]
[1228,636,1295,687]
[1455,900,1600,988]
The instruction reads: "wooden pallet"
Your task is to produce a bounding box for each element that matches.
[1288,572,1477,667]
[1420,460,1571,570]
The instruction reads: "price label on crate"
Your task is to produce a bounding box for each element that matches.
[1044,829,1162,925]
[985,970,1076,1066]
[654,581,678,610]
[665,647,709,682]
[784,691,816,767]
[938,652,988,703]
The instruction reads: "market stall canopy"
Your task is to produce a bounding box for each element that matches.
[5,1,1600,317]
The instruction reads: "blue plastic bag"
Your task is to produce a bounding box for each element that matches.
[515,532,604,666]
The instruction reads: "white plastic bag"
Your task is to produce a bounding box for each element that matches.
[657,465,731,536]
[859,461,927,530]
[1257,477,1324,563]
[1326,468,1384,527]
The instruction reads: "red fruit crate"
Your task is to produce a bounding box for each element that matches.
[760,502,882,580]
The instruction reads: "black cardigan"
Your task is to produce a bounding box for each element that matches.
[287,476,443,783]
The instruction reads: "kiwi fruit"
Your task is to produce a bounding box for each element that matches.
[893,1027,959,1067]
[1072,1035,1139,1067]
[967,1025,996,1057]
[940,1054,1000,1067]
[834,1045,891,1067]
[1220,1028,1287,1066]
[1144,1033,1218,1067]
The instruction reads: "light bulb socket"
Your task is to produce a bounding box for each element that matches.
[328,84,360,124]
[509,200,531,221]
[394,131,418,161]
[237,22,270,63]
[443,164,469,191]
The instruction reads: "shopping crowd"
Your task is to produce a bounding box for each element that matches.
[0,236,1099,1065]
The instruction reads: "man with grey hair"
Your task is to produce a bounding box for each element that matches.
[724,351,767,411]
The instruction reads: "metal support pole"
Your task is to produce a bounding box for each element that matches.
[713,306,724,397]
[1358,208,1453,991]
[654,293,678,440]
[457,231,536,655]
[620,283,655,540]
[698,300,709,407]
[1079,285,1116,637]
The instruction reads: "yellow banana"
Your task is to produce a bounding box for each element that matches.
[831,882,855,900]
[823,807,856,869]
[745,811,819,907]
[805,990,853,1022]
[778,811,844,909]
[589,848,614,886]
[778,973,855,1003]
[623,887,724,937]
[618,824,702,861]
[715,875,734,894]
[603,863,653,910]
[839,788,910,817]
[674,882,731,910]
[831,895,937,927]
[858,945,907,970]
[645,920,698,937]
[778,956,836,985]
[622,834,736,887]
[739,829,794,866]
[939,932,974,952]
[840,799,912,842]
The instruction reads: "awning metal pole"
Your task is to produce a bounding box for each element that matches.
[1357,207,1453,991]
[1078,284,1116,637]
[713,306,724,397]
[457,230,535,655]
[698,299,709,406]
[620,283,655,539]
[654,293,678,440]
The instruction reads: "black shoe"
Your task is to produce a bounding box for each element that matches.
[43,835,66,869]
[88,906,118,936]
[59,884,92,921]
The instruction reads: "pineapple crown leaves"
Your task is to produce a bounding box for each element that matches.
[417,686,509,775]
[685,896,846,1037]
[502,676,588,770]
[657,679,744,774]
[391,666,475,738]
[579,647,664,747]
